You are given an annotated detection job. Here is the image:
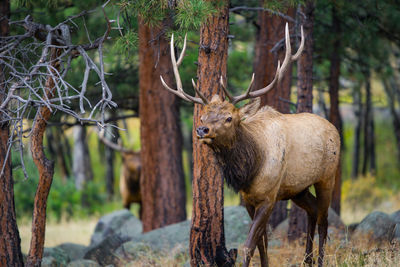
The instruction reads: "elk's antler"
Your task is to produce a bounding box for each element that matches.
[223,23,305,104]
[160,34,208,105]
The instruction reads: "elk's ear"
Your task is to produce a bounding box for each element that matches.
[239,98,261,120]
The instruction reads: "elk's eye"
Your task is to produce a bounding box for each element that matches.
[226,117,232,123]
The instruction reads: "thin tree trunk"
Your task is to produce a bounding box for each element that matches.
[0,4,24,266]
[190,1,236,266]
[288,0,315,241]
[351,85,362,179]
[253,1,294,228]
[139,18,186,232]
[72,125,93,192]
[104,112,119,200]
[328,3,342,215]
[362,70,376,175]
[27,47,60,267]
[46,127,70,181]
[384,79,400,164]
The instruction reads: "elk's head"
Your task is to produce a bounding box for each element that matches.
[160,24,304,148]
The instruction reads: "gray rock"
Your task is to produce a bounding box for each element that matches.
[55,243,87,261]
[224,206,251,246]
[90,209,142,247]
[114,242,151,261]
[41,256,64,267]
[390,210,400,224]
[352,211,396,243]
[84,235,128,266]
[43,247,70,265]
[67,259,101,267]
[272,208,345,240]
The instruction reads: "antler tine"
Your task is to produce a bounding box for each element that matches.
[291,25,304,60]
[230,23,304,104]
[219,76,233,102]
[231,73,255,104]
[160,33,207,105]
[176,34,187,67]
[192,79,209,104]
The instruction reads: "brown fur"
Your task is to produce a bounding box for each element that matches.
[197,95,340,267]
[119,152,142,213]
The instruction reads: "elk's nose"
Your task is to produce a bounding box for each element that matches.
[196,126,209,138]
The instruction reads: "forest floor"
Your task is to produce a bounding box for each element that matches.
[18,218,96,254]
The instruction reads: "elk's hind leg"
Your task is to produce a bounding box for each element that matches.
[315,182,334,267]
[291,189,318,266]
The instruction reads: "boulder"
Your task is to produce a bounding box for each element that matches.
[390,210,400,241]
[41,256,63,267]
[67,259,101,267]
[352,211,396,244]
[390,210,400,224]
[43,247,70,265]
[90,209,142,247]
[272,207,345,239]
[224,206,251,246]
[56,243,87,261]
[84,235,128,266]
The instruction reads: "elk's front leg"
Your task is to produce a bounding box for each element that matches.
[243,201,274,267]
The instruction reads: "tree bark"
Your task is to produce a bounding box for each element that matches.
[253,1,294,228]
[253,2,295,113]
[351,85,362,179]
[361,70,376,175]
[190,1,236,266]
[0,3,24,266]
[27,47,60,267]
[139,19,186,232]
[104,112,119,200]
[328,3,342,215]
[384,79,400,165]
[288,0,315,241]
[72,125,93,192]
[46,127,70,181]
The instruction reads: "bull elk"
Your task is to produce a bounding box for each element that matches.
[98,130,142,215]
[160,24,340,267]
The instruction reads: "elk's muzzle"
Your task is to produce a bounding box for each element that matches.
[196,126,210,138]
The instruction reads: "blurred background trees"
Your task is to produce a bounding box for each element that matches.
[1,0,400,265]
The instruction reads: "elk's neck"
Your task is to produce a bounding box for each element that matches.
[213,125,263,193]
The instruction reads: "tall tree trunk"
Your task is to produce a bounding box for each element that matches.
[351,84,362,179]
[104,112,119,200]
[0,3,24,266]
[361,70,376,175]
[72,125,93,191]
[27,47,60,267]
[384,79,400,164]
[328,3,342,215]
[139,19,186,232]
[190,1,236,266]
[253,2,294,228]
[46,127,70,181]
[288,0,315,241]
[253,2,295,113]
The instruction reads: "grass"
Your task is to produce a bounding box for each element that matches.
[18,217,97,254]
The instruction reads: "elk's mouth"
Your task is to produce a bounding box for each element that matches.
[197,136,214,144]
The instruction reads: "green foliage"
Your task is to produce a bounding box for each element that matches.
[12,152,111,221]
[115,30,139,56]
[174,0,215,31]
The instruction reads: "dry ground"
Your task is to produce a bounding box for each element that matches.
[18,218,97,254]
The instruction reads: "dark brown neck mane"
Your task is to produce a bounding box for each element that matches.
[212,125,262,193]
